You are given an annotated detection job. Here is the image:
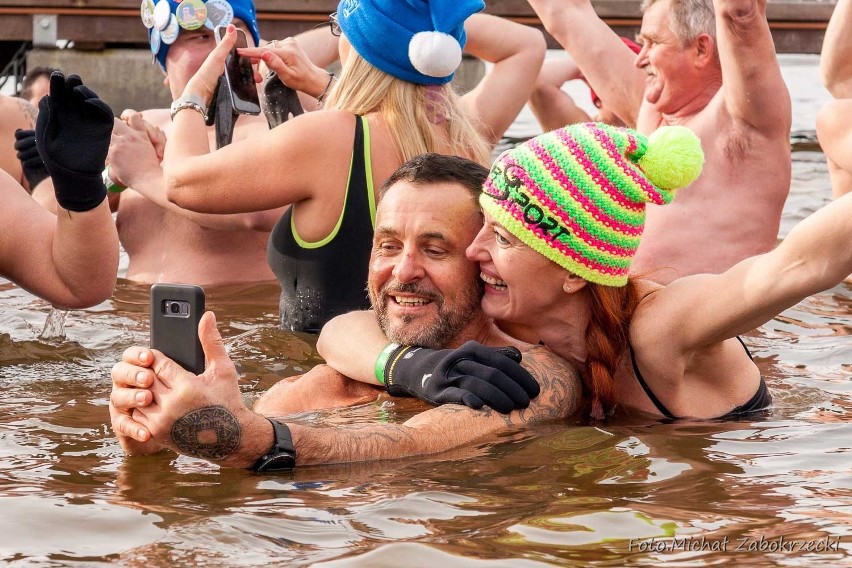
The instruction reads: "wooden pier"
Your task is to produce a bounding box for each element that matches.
[0,0,837,54]
[0,0,837,111]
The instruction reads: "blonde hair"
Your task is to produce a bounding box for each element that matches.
[325,51,491,166]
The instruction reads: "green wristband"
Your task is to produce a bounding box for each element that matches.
[102,166,126,193]
[374,342,400,385]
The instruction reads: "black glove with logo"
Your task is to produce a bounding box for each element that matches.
[380,340,540,413]
[35,72,114,212]
[13,129,49,190]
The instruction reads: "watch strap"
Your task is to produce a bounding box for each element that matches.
[251,418,296,472]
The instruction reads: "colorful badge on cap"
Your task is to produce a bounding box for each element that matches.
[150,26,162,54]
[176,0,207,31]
[160,13,180,44]
[204,0,234,30]
[153,0,172,30]
[140,0,156,28]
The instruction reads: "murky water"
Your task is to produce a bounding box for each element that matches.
[1,55,850,566]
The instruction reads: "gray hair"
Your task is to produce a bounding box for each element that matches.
[642,0,716,45]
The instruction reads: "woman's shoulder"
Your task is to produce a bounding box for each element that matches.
[269,109,359,142]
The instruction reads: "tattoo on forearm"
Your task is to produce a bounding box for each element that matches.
[170,405,241,460]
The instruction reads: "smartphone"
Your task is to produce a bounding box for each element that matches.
[215,25,261,115]
[150,284,206,374]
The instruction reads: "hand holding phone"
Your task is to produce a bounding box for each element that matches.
[150,284,206,374]
[215,25,261,115]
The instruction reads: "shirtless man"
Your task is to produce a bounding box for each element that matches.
[107,0,338,284]
[109,154,582,469]
[528,0,791,283]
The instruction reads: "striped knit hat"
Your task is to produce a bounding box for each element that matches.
[479,122,704,287]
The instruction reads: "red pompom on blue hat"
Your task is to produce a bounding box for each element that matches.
[337,0,485,85]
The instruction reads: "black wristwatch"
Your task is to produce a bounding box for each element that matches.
[251,418,297,472]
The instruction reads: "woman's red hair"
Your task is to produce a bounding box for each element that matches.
[582,280,642,419]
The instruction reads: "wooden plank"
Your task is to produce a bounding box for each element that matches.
[0,0,838,21]
[0,0,834,52]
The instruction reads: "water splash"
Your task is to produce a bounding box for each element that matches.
[39,308,68,340]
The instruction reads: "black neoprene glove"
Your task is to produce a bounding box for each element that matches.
[13,129,49,190]
[35,72,114,212]
[380,340,540,414]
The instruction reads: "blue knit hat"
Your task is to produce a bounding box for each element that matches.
[337,0,485,85]
[141,0,260,71]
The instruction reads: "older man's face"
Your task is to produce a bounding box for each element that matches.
[367,180,484,349]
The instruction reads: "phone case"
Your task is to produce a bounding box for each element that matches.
[150,284,205,374]
[216,26,261,115]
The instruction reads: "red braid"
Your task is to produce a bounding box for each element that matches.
[582,280,641,419]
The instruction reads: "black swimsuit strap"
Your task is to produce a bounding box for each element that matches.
[629,342,677,419]
[629,336,767,420]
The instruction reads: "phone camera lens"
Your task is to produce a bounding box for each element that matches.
[169,302,180,314]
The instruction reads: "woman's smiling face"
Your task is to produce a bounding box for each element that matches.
[466,211,569,327]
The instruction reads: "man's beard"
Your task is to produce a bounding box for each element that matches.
[370,279,484,349]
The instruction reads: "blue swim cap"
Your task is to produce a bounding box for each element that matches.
[142,0,260,71]
[337,0,485,85]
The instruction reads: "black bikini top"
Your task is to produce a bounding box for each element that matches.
[629,336,771,420]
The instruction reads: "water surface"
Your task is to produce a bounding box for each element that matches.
[0,54,849,566]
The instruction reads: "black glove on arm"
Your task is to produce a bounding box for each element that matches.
[381,340,541,414]
[35,72,114,212]
[14,129,49,190]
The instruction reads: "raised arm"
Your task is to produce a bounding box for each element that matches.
[821,0,852,97]
[459,13,547,144]
[162,25,354,214]
[529,57,593,131]
[645,187,852,350]
[714,0,791,134]
[528,0,645,128]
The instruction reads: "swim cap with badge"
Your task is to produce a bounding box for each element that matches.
[337,0,485,85]
[479,122,704,287]
[141,0,260,71]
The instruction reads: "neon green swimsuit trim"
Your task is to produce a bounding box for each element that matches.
[290,118,374,248]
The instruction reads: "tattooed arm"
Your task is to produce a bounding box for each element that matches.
[123,316,582,467]
[289,345,582,466]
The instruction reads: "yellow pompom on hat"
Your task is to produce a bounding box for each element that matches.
[479,123,704,286]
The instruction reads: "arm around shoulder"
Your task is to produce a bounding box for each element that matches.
[288,345,583,466]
